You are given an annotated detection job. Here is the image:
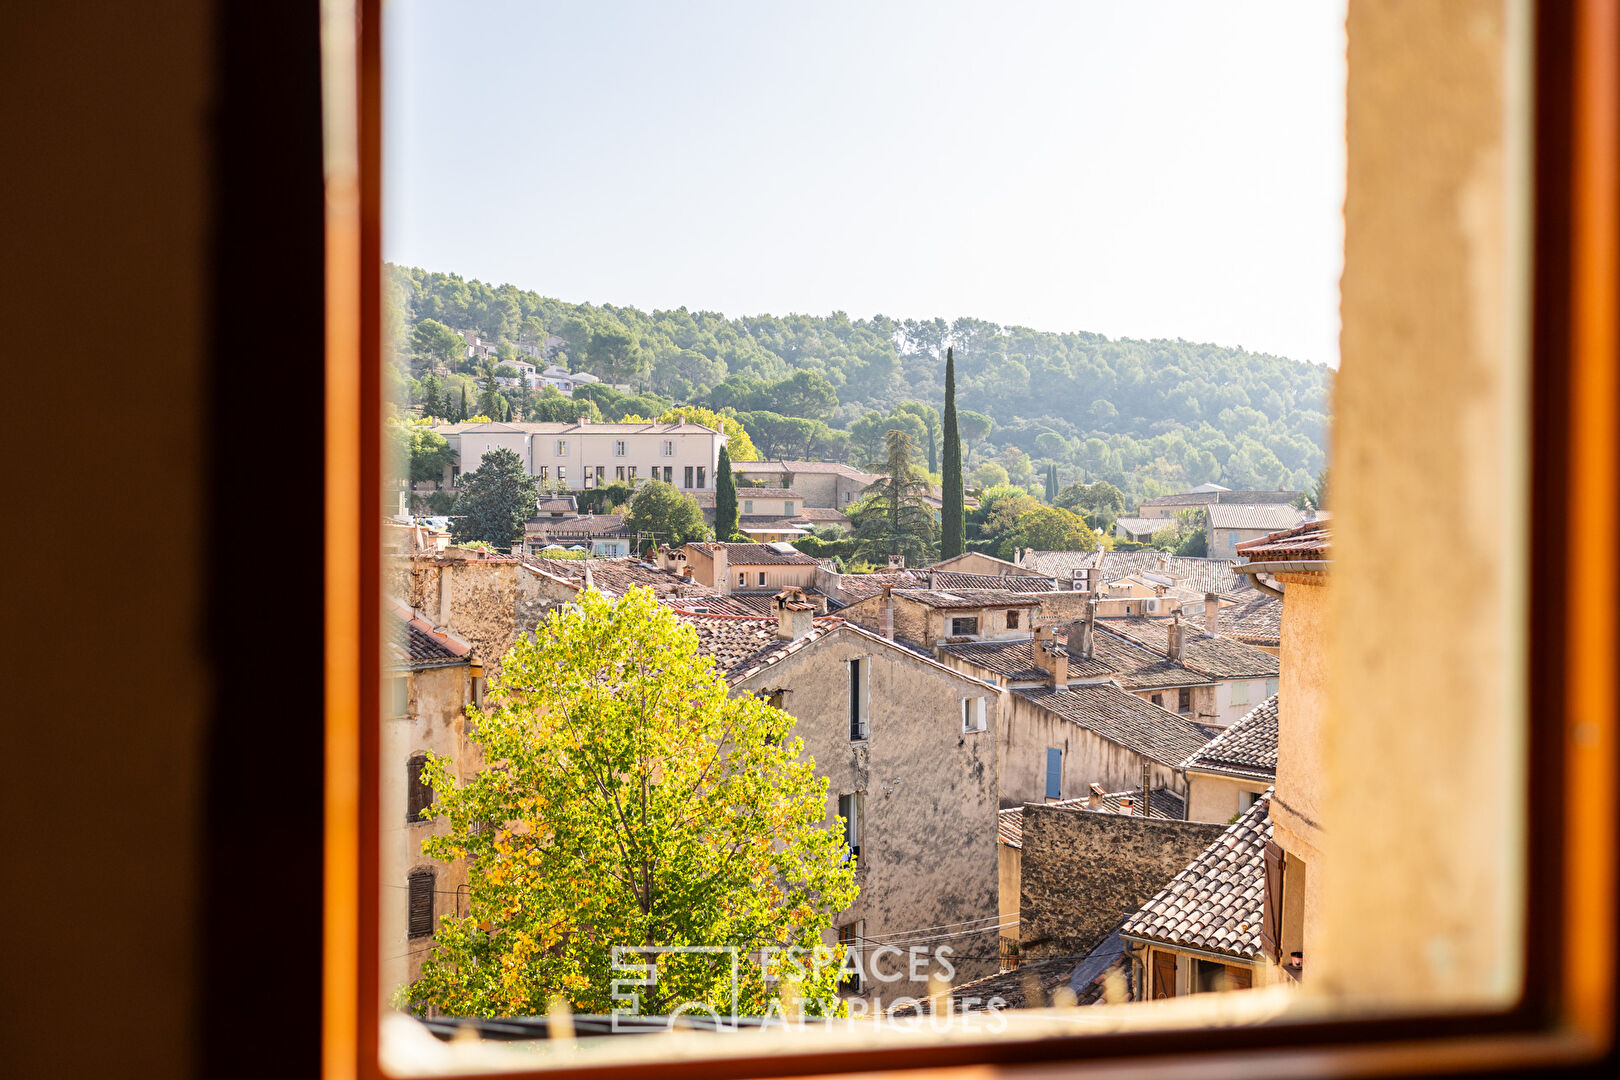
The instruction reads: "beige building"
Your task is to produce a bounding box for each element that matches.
[679,540,821,595]
[733,460,879,509]
[381,602,473,1002]
[1179,696,1278,824]
[432,418,725,494]
[1089,615,1279,728]
[838,587,1043,651]
[1135,485,1302,520]
[1232,520,1331,985]
[1205,503,1314,561]
[672,592,1002,1006]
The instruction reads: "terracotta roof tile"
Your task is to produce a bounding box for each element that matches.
[684,541,820,566]
[1236,519,1332,560]
[1097,618,1279,681]
[1014,684,1212,765]
[998,786,1188,847]
[1121,792,1272,958]
[1182,592,1283,646]
[1181,696,1279,781]
[937,637,1114,681]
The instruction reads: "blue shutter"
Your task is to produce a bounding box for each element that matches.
[1045,748,1062,799]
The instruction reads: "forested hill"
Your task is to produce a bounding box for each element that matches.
[387,264,1331,503]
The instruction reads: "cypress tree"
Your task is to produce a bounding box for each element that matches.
[457,386,467,423]
[940,347,965,558]
[714,445,739,541]
[1045,463,1058,502]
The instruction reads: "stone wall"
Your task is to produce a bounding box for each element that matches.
[733,626,1001,1004]
[1017,805,1223,959]
[386,552,576,675]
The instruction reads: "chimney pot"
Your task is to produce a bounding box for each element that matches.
[1203,592,1220,637]
[1167,615,1186,662]
[774,588,814,641]
[1087,783,1106,810]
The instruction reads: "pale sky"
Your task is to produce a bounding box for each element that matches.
[385,1,1346,367]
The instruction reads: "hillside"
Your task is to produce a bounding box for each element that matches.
[386,264,1332,506]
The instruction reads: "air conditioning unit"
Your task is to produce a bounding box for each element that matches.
[1145,598,1160,614]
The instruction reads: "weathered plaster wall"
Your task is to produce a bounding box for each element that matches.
[1018,806,1223,959]
[380,662,473,998]
[734,628,1001,1005]
[1185,772,1270,825]
[1002,694,1185,809]
[1316,0,1527,1008]
[387,553,574,675]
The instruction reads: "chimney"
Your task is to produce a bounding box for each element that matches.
[1032,626,1068,687]
[888,554,906,570]
[1167,615,1186,662]
[1068,605,1095,660]
[1203,592,1220,637]
[882,584,895,640]
[577,415,590,426]
[774,588,814,641]
[711,543,731,597]
[1087,783,1106,810]
[582,562,595,593]
[437,566,453,628]
[1118,795,1135,817]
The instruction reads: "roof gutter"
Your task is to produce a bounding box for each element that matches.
[1230,558,1329,599]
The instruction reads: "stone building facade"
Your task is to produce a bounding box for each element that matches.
[676,600,1003,1007]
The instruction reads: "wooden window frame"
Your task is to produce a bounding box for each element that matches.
[319,1,1618,1077]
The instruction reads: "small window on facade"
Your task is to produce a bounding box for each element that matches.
[406,754,432,822]
[595,465,605,482]
[1006,610,1020,629]
[616,465,626,481]
[1178,687,1192,713]
[385,676,408,718]
[556,440,567,456]
[783,501,793,516]
[614,440,626,456]
[837,922,863,992]
[407,869,435,938]
[950,616,980,636]
[738,572,746,586]
[1045,747,1062,799]
[1232,679,1249,706]
[743,499,754,514]
[1154,693,1166,708]
[1266,677,1279,698]
[758,571,767,586]
[848,658,868,740]
[962,697,987,732]
[557,466,566,481]
[697,466,706,488]
[838,792,861,862]
[662,439,674,456]
[628,466,637,479]
[536,466,548,481]
[684,466,694,488]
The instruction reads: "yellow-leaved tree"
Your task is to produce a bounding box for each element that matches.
[410,587,857,1018]
[620,406,760,461]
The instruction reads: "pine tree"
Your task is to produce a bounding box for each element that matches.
[714,445,740,541]
[940,347,965,558]
[450,447,539,550]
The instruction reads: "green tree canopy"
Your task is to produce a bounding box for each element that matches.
[1056,480,1126,531]
[450,447,539,550]
[956,410,993,465]
[623,480,708,547]
[410,318,465,374]
[996,504,1097,560]
[410,587,858,1017]
[848,429,938,567]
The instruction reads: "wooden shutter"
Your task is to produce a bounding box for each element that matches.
[1225,964,1253,991]
[406,754,431,822]
[407,870,435,938]
[1045,747,1062,799]
[1260,840,1285,962]
[1152,949,1178,999]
